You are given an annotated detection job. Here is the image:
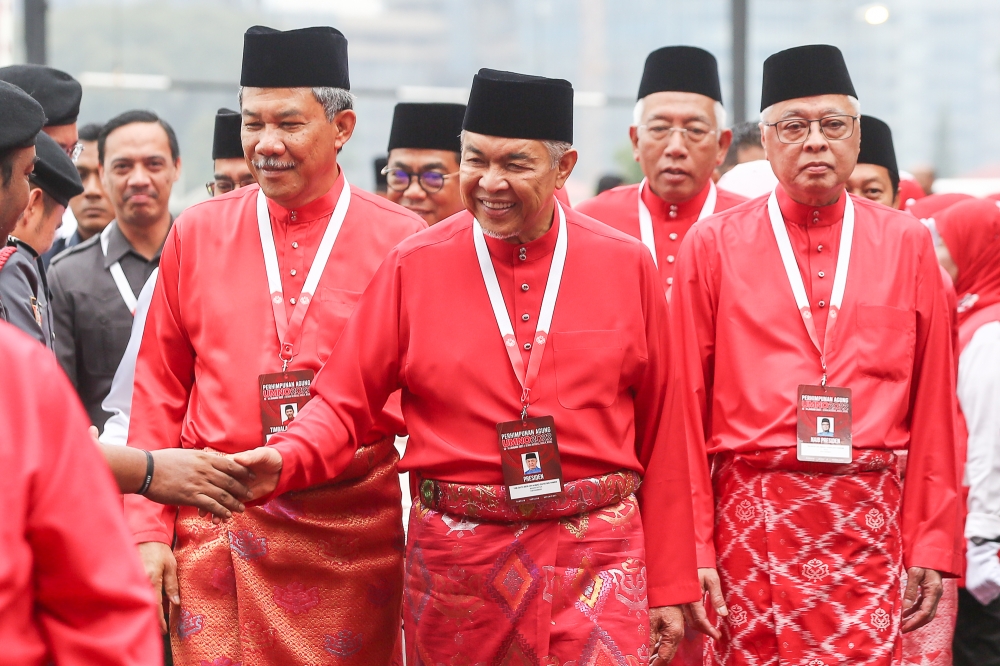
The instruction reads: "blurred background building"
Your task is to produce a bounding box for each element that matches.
[1,0,998,208]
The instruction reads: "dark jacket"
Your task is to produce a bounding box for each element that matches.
[0,238,54,348]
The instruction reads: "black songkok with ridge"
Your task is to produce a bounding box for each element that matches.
[240,26,350,89]
[387,103,466,153]
[0,80,45,151]
[0,64,81,126]
[212,108,244,160]
[857,115,898,179]
[760,44,857,111]
[463,69,573,144]
[637,46,723,103]
[31,132,84,207]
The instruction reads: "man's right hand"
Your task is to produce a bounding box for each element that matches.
[138,541,179,633]
[231,447,283,500]
[146,448,254,520]
[682,567,728,640]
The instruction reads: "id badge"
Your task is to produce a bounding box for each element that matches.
[796,384,853,463]
[258,369,315,444]
[497,415,564,503]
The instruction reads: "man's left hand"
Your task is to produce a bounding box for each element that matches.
[901,566,943,633]
[649,605,685,663]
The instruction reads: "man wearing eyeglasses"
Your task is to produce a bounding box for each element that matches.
[206,108,255,197]
[382,102,466,225]
[577,46,745,294]
[668,44,959,666]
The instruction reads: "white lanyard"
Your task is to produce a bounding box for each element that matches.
[767,189,855,384]
[473,201,568,418]
[637,178,716,267]
[256,179,351,368]
[100,223,138,315]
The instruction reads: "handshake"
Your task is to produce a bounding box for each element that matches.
[94,427,286,519]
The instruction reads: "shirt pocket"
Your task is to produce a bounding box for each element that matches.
[856,304,916,382]
[553,329,624,410]
[314,288,363,359]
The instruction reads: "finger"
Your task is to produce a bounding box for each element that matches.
[688,600,722,641]
[163,555,181,607]
[150,572,166,633]
[88,425,100,444]
[901,606,931,633]
[706,573,728,617]
[203,467,252,504]
[232,448,271,467]
[903,569,921,610]
[657,630,681,664]
[208,455,253,482]
[192,494,235,521]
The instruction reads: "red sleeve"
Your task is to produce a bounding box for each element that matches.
[124,224,192,544]
[18,331,161,664]
[901,230,961,575]
[267,248,406,497]
[668,228,719,569]
[633,249,701,606]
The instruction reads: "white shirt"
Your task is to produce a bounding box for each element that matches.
[959,320,1000,540]
[98,269,158,447]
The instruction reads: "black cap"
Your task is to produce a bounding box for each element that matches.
[760,45,857,111]
[463,69,573,144]
[0,80,45,152]
[30,132,84,207]
[637,46,723,103]
[857,115,897,177]
[387,103,466,154]
[212,108,244,160]
[240,26,350,89]
[374,156,388,191]
[0,64,82,126]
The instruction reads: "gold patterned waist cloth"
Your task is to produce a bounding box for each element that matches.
[417,469,641,522]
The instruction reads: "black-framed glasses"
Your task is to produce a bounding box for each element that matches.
[637,124,718,144]
[205,177,255,196]
[381,166,457,194]
[763,115,859,144]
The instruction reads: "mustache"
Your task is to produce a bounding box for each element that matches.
[253,157,296,170]
[123,188,158,202]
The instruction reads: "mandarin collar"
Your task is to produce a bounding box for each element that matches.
[642,179,712,220]
[775,185,847,227]
[265,170,346,225]
[482,200,561,266]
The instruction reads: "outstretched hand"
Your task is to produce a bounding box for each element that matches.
[231,447,283,501]
[145,448,254,521]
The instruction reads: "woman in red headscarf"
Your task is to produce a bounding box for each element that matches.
[935,198,1000,666]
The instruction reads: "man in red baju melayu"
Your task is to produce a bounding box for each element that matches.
[668,45,960,666]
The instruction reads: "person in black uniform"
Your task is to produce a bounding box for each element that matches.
[0,132,83,347]
[0,81,46,324]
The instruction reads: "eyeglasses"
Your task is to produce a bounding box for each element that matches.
[763,115,859,144]
[638,124,718,144]
[381,166,457,194]
[66,142,84,163]
[205,177,255,196]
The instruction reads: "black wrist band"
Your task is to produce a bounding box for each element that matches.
[137,450,154,495]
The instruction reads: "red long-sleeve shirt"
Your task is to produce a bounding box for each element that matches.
[267,204,702,606]
[668,186,960,575]
[0,322,160,665]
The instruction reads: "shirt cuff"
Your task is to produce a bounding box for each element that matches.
[965,512,1000,541]
[133,529,172,546]
[648,580,702,608]
[907,545,960,577]
[696,543,717,569]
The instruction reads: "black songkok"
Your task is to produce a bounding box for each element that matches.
[463,69,573,144]
[212,108,244,160]
[0,81,45,151]
[387,103,466,153]
[637,46,723,103]
[31,132,84,207]
[858,115,899,179]
[760,45,857,111]
[0,64,81,126]
[240,26,350,89]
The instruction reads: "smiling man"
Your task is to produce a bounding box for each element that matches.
[49,110,180,430]
[577,46,745,293]
[225,68,701,664]
[669,45,959,666]
[121,25,424,664]
[383,102,466,225]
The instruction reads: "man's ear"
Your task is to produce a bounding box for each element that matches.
[554,149,579,189]
[332,109,357,152]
